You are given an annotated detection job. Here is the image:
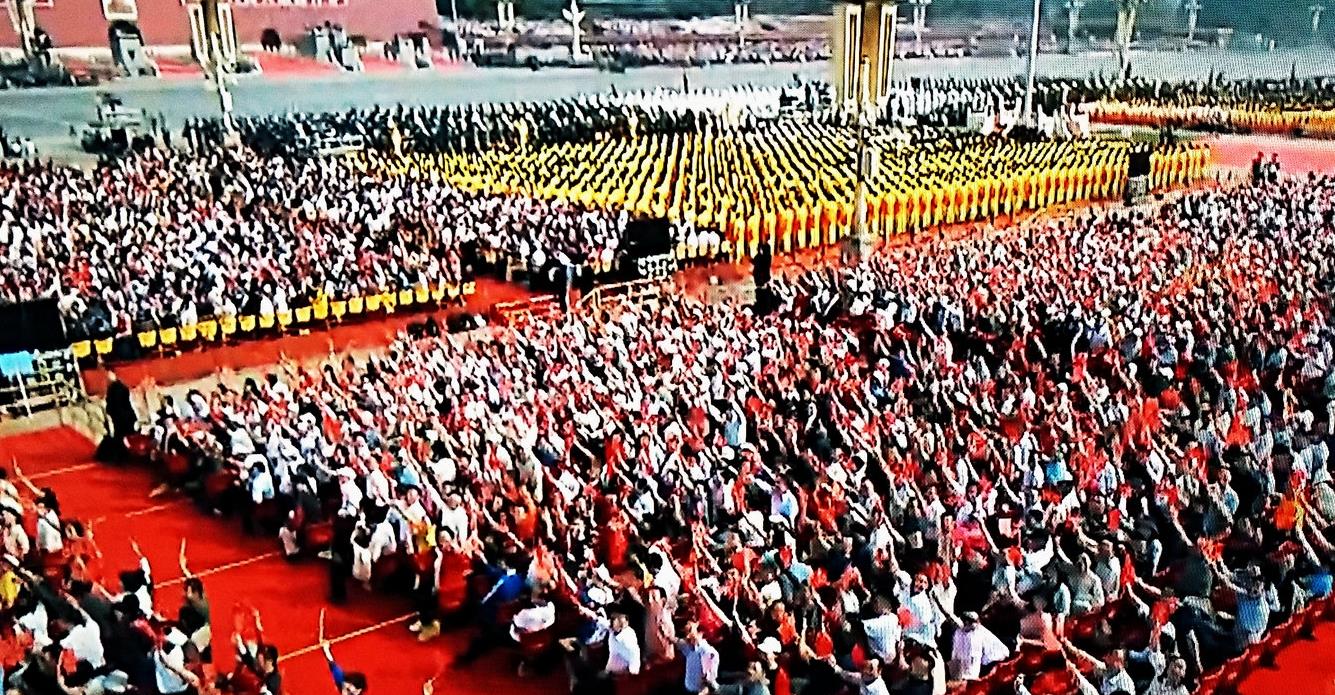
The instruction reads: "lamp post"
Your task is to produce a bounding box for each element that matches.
[1313,3,1325,34]
[1115,0,1142,78]
[6,0,36,60]
[1065,0,1085,53]
[1184,0,1201,43]
[1021,0,1041,124]
[734,0,750,49]
[846,57,873,265]
[562,0,584,58]
[188,0,237,127]
[498,0,516,32]
[910,0,930,44]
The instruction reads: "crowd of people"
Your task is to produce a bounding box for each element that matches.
[123,126,1335,695]
[1086,75,1335,139]
[597,40,829,69]
[408,124,1205,259]
[0,150,470,341]
[11,90,788,340]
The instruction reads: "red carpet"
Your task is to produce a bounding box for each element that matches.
[252,52,341,77]
[152,55,205,81]
[1238,622,1335,694]
[0,426,561,695]
[1210,134,1335,174]
[360,53,405,74]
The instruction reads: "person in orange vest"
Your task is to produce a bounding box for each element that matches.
[795,205,809,250]
[778,207,794,254]
[746,212,761,258]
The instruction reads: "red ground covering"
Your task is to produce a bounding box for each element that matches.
[1210,134,1335,174]
[359,53,406,75]
[251,52,342,78]
[152,55,206,81]
[0,426,561,695]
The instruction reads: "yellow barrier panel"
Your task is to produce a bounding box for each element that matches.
[258,313,276,329]
[277,311,293,328]
[398,289,414,306]
[447,284,460,299]
[414,285,429,303]
[179,324,198,342]
[348,297,364,315]
[431,285,446,302]
[365,295,382,312]
[198,320,218,341]
[331,301,347,319]
[94,338,113,355]
[71,341,91,359]
[138,331,158,349]
[219,315,237,336]
[464,282,477,296]
[239,315,257,333]
[295,307,312,324]
[159,327,178,345]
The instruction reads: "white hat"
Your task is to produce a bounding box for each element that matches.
[758,637,783,655]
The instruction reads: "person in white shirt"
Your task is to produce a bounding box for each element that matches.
[861,599,902,663]
[603,612,642,676]
[439,492,470,544]
[948,612,1010,681]
[59,608,106,671]
[510,593,557,642]
[154,629,201,694]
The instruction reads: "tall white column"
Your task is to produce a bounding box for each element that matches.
[1022,0,1042,124]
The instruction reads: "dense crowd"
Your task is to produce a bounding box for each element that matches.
[405,125,1202,258]
[0,143,653,340]
[0,151,468,340]
[599,40,829,68]
[0,440,232,693]
[132,149,1335,695]
[189,92,779,158]
[1087,76,1335,138]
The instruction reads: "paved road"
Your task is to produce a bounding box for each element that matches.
[2,47,1333,141]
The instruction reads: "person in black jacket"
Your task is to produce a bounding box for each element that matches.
[99,371,138,463]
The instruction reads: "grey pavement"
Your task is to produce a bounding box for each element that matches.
[2,47,1334,143]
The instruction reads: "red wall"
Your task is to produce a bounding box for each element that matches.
[0,0,439,49]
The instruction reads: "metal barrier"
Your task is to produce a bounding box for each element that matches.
[577,278,667,311]
[0,349,87,420]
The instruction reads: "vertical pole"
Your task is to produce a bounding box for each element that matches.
[851,58,869,264]
[735,1,744,49]
[10,0,36,60]
[886,2,899,85]
[1022,0,1041,124]
[200,0,234,128]
[1185,0,1201,43]
[1066,0,1083,53]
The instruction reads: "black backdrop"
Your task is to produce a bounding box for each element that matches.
[0,299,67,353]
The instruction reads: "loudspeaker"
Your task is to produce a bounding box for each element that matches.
[1124,175,1150,206]
[0,299,66,352]
[1129,151,1152,178]
[446,312,486,334]
[624,218,673,259]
